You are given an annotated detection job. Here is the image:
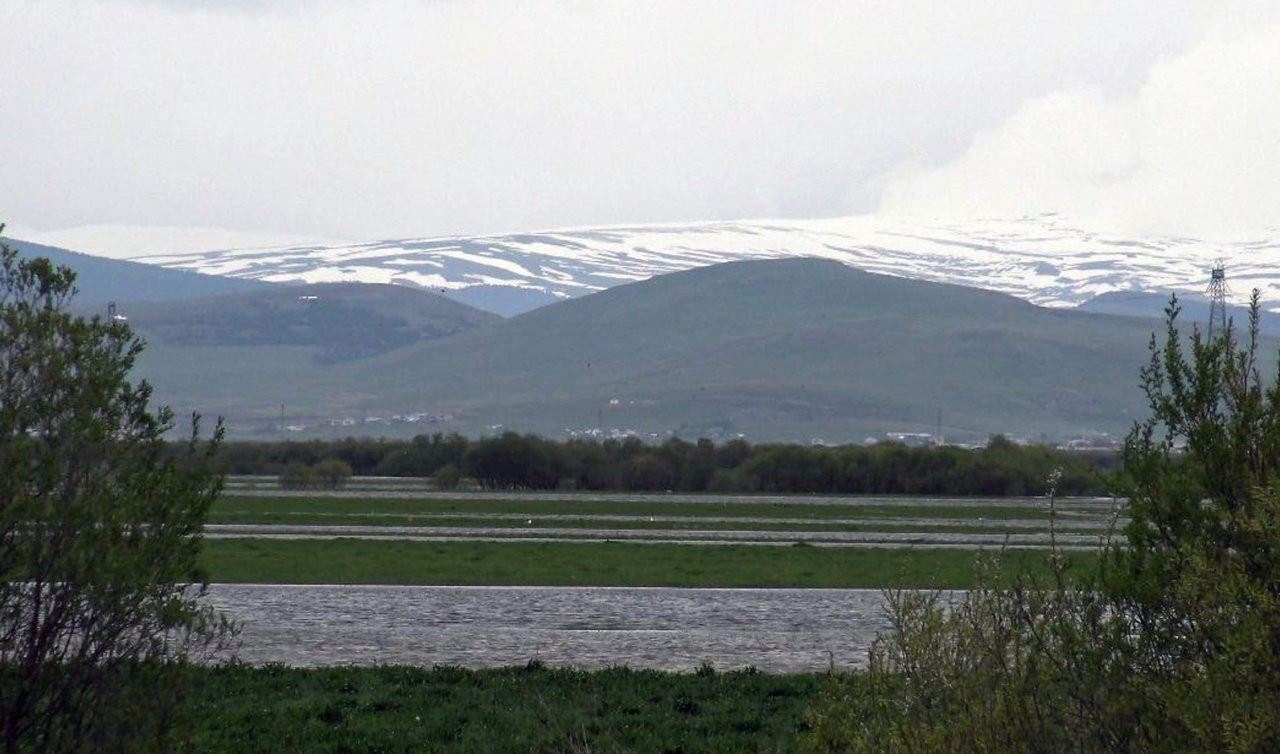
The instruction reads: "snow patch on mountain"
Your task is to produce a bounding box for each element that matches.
[130,214,1280,316]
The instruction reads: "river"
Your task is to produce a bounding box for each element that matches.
[206,584,893,673]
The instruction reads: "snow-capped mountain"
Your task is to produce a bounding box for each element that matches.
[131,214,1280,316]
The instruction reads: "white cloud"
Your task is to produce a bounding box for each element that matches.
[0,1,1269,246]
[878,22,1280,240]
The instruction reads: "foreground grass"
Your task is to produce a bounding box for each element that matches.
[201,539,1093,588]
[185,663,824,753]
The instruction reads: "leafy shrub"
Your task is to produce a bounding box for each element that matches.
[807,297,1280,753]
[432,463,462,490]
[279,461,314,489]
[313,457,353,489]
[0,239,232,752]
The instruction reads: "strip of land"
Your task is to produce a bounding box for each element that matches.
[201,490,1114,587]
[200,538,1095,589]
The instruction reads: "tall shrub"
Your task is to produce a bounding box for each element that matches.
[807,296,1280,753]
[0,237,232,753]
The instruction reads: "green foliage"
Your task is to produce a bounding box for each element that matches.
[221,432,1113,495]
[0,238,231,752]
[312,457,353,489]
[223,436,407,476]
[1108,295,1280,750]
[806,296,1280,753]
[373,432,468,477]
[277,458,353,489]
[464,432,557,489]
[432,463,462,490]
[807,554,1122,752]
[278,461,314,489]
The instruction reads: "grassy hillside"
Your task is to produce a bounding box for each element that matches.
[122,282,499,363]
[131,258,1200,442]
[330,260,1168,438]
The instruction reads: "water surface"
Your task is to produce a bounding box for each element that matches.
[207,584,890,673]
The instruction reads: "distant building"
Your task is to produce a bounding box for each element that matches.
[884,432,939,447]
[1056,432,1122,452]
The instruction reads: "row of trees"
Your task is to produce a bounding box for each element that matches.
[217,433,1115,496]
[278,458,353,489]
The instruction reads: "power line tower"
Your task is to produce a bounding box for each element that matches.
[1207,259,1229,339]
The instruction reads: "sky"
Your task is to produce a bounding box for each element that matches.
[2,0,1278,255]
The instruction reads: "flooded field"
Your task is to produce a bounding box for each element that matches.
[207,584,893,673]
[209,489,1125,550]
[203,490,1103,666]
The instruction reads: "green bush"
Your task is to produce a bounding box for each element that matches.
[432,463,462,490]
[0,238,232,752]
[312,457,353,489]
[807,297,1280,753]
[278,461,314,489]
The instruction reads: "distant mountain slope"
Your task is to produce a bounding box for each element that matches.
[120,283,499,363]
[1077,289,1280,335]
[3,236,271,304]
[120,215,1280,316]
[136,258,1203,443]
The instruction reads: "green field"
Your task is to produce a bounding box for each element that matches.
[201,491,1115,588]
[184,664,824,753]
[201,538,1093,588]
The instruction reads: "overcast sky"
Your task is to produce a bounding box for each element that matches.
[3,0,1278,254]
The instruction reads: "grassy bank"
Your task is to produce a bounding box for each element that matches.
[210,493,1071,523]
[201,538,1093,588]
[185,663,825,753]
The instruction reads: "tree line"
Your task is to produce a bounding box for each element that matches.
[209,433,1116,496]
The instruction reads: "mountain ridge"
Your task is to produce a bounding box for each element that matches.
[95,214,1280,317]
[132,258,1195,443]
[3,236,272,304]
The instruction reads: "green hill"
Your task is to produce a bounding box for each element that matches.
[132,258,1194,442]
[120,282,499,363]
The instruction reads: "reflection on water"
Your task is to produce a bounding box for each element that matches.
[206,585,890,673]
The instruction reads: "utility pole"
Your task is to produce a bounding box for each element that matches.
[1207,259,1229,340]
